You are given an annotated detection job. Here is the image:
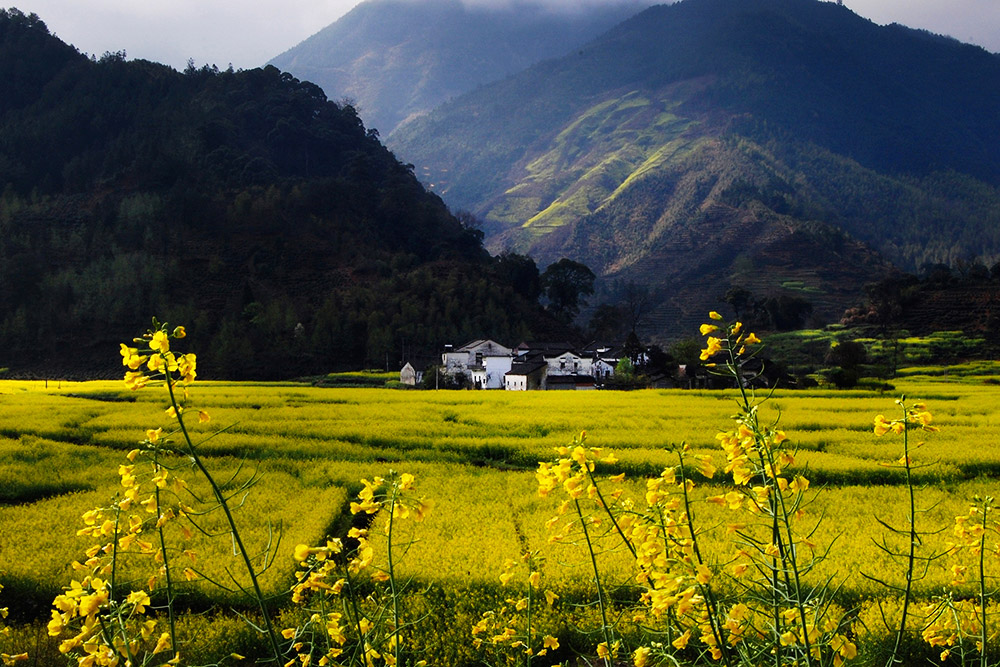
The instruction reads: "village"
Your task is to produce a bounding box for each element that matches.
[398,339,621,390]
[395,337,788,391]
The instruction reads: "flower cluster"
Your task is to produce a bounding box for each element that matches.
[621,470,723,660]
[698,312,762,365]
[285,472,430,667]
[775,607,856,667]
[873,401,937,437]
[471,551,560,662]
[121,323,197,392]
[350,473,432,526]
[535,432,622,544]
[920,595,989,663]
[0,583,28,665]
[47,427,195,665]
[284,538,356,666]
[47,574,176,666]
[716,419,792,490]
[948,497,996,557]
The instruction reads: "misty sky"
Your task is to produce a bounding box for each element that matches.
[9,0,1000,71]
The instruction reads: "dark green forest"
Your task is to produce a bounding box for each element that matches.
[0,9,557,378]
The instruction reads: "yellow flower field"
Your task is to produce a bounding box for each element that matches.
[2,367,1000,664]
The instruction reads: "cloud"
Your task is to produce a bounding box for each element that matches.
[13,0,359,69]
[9,0,999,73]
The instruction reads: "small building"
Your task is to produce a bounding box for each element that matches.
[544,350,589,376]
[592,358,616,381]
[442,339,514,389]
[399,362,418,386]
[504,361,547,391]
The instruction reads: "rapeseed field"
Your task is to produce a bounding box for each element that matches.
[1,321,1000,665]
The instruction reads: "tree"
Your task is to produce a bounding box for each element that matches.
[540,258,595,323]
[622,331,644,365]
[864,277,911,378]
[494,251,541,301]
[615,356,636,380]
[762,295,813,331]
[621,281,650,335]
[824,340,867,388]
[722,286,754,318]
[588,303,626,341]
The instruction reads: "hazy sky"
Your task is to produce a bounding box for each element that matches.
[9,0,1000,71]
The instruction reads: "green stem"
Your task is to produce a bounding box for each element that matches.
[525,576,532,667]
[676,455,733,667]
[387,484,402,667]
[583,465,637,561]
[153,450,178,656]
[110,505,121,602]
[575,498,612,667]
[342,556,368,666]
[979,502,988,667]
[165,375,283,663]
[887,407,915,667]
[773,468,814,667]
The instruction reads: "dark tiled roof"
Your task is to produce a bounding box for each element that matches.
[506,361,547,376]
[547,374,596,385]
[456,339,512,354]
[516,341,574,354]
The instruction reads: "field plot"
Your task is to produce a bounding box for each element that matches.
[2,372,1000,663]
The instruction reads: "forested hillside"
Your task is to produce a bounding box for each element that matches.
[0,9,552,378]
[268,0,648,136]
[390,0,1000,339]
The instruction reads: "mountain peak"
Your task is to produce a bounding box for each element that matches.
[389,0,1000,339]
[268,0,651,134]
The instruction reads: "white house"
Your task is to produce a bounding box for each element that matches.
[544,350,588,376]
[442,340,623,391]
[504,361,547,391]
[591,358,616,381]
[442,339,513,389]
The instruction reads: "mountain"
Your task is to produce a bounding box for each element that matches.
[390,0,1000,339]
[267,0,650,136]
[0,8,556,379]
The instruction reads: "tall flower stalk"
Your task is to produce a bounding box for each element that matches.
[867,397,941,666]
[287,471,432,667]
[700,312,856,667]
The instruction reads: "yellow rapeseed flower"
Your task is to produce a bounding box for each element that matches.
[695,455,716,479]
[700,337,723,361]
[150,331,170,354]
[126,590,150,614]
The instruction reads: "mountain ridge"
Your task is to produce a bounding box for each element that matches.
[0,8,555,378]
[389,0,1000,339]
[268,0,651,135]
